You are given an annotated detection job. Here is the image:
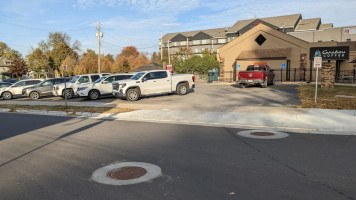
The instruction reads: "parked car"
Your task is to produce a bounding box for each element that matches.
[77,73,134,100]
[112,70,195,101]
[22,77,71,99]
[0,82,12,88]
[237,65,275,88]
[0,79,42,100]
[53,73,110,99]
[2,79,18,84]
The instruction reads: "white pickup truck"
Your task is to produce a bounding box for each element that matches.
[112,70,195,101]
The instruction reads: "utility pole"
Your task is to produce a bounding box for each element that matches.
[168,41,170,65]
[160,33,163,60]
[96,22,103,73]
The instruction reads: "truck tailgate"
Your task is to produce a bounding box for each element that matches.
[239,71,263,79]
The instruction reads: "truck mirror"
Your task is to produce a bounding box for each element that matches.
[142,78,147,82]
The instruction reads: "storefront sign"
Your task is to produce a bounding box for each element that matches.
[237,64,240,70]
[310,46,349,60]
[282,63,286,69]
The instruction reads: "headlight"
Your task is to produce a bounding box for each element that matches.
[77,87,88,91]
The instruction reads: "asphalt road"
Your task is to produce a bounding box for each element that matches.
[1,113,355,200]
[4,82,301,112]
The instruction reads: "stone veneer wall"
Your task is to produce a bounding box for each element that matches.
[321,62,335,89]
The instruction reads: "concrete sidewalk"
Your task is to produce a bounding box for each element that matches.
[1,100,355,135]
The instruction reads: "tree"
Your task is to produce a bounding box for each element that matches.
[27,48,48,78]
[173,50,219,74]
[121,46,139,57]
[101,56,113,73]
[106,54,115,63]
[75,56,97,74]
[9,58,28,80]
[50,43,78,72]
[112,56,130,73]
[60,56,78,76]
[151,52,160,63]
[0,42,21,59]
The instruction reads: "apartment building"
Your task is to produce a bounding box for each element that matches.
[161,14,334,56]
[0,57,13,80]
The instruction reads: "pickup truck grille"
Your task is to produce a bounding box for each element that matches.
[112,83,119,90]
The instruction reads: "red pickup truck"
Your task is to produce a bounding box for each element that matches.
[237,65,275,88]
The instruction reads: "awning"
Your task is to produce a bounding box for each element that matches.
[236,48,291,60]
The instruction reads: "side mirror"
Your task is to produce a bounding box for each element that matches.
[142,78,147,82]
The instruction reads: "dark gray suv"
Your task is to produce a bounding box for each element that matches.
[23,77,70,99]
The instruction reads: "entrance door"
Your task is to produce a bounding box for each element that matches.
[286,60,291,81]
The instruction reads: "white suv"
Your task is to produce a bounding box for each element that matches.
[77,73,134,100]
[0,79,42,100]
[53,73,109,99]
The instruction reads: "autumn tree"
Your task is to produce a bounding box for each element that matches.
[101,56,113,73]
[26,32,81,77]
[9,58,28,80]
[0,42,21,59]
[26,48,48,78]
[60,56,78,76]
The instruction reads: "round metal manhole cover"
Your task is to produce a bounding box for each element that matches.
[107,167,147,180]
[237,129,289,139]
[250,132,275,136]
[92,162,161,186]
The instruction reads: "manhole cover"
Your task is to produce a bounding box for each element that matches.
[107,167,147,180]
[237,129,289,139]
[251,132,275,136]
[92,162,161,185]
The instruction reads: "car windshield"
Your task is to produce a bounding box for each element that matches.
[130,72,145,80]
[94,76,107,83]
[70,76,80,83]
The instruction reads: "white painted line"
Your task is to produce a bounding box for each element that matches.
[237,129,289,139]
[92,162,162,186]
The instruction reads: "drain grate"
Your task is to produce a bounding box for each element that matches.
[107,167,147,180]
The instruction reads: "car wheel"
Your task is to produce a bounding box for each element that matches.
[177,83,188,95]
[2,91,13,100]
[126,88,139,101]
[63,89,74,99]
[88,90,100,100]
[30,91,40,100]
[262,78,268,88]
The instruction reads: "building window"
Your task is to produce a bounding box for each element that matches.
[201,39,210,44]
[194,48,200,53]
[346,38,351,42]
[217,38,226,44]
[193,40,200,45]
[228,37,236,42]
[173,42,179,46]
[318,40,322,42]
[180,41,187,46]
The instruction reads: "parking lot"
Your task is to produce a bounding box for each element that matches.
[1,82,301,112]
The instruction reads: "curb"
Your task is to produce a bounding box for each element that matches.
[1,108,355,136]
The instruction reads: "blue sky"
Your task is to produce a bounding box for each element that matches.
[1,0,356,58]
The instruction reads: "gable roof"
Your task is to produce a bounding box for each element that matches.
[295,18,321,31]
[219,23,310,52]
[0,57,12,67]
[318,23,333,30]
[162,14,302,42]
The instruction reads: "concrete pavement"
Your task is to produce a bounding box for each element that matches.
[0,100,355,135]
